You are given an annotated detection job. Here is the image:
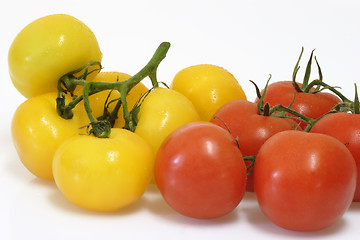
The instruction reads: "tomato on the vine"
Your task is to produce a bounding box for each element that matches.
[171,64,246,121]
[310,112,360,201]
[8,14,102,98]
[211,99,301,191]
[53,128,154,212]
[253,130,356,231]
[255,49,346,129]
[155,122,247,219]
[258,81,341,129]
[11,92,84,180]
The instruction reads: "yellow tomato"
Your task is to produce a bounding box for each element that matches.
[171,64,247,121]
[11,92,84,180]
[74,71,148,127]
[52,128,154,212]
[134,87,200,155]
[8,14,102,98]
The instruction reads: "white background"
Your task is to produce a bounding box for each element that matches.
[1,0,360,239]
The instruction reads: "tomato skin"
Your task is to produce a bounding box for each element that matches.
[254,131,356,231]
[134,87,200,154]
[8,14,102,98]
[53,128,154,212]
[11,92,83,180]
[171,64,247,121]
[258,81,341,129]
[211,100,301,191]
[155,122,247,219]
[310,112,360,201]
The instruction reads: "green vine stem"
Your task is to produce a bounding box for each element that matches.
[250,75,272,116]
[57,60,102,96]
[268,104,317,132]
[268,96,357,132]
[354,83,359,114]
[57,42,171,137]
[243,155,256,175]
[302,79,350,102]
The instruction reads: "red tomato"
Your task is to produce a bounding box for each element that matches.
[310,112,360,201]
[155,122,247,219]
[257,81,341,129]
[254,131,356,232]
[211,100,301,192]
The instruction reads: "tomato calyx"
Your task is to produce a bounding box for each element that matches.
[354,84,359,114]
[329,83,360,114]
[291,47,350,102]
[250,76,273,117]
[251,76,321,131]
[89,120,112,138]
[270,86,359,132]
[250,74,300,121]
[56,42,171,136]
[250,48,356,132]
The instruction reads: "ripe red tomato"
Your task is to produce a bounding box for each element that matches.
[211,100,301,192]
[155,122,247,219]
[253,130,356,232]
[257,81,341,129]
[310,112,360,201]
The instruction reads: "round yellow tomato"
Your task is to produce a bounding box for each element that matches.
[11,92,84,180]
[52,128,154,212]
[171,64,247,121]
[134,87,200,154]
[75,71,148,127]
[8,14,102,98]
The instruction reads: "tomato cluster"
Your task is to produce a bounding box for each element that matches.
[8,14,360,233]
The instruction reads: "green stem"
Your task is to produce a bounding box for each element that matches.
[314,56,323,92]
[269,104,317,131]
[243,155,256,175]
[302,79,350,102]
[302,49,315,91]
[66,60,102,77]
[354,83,359,114]
[249,75,272,116]
[64,42,171,136]
[292,47,304,93]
